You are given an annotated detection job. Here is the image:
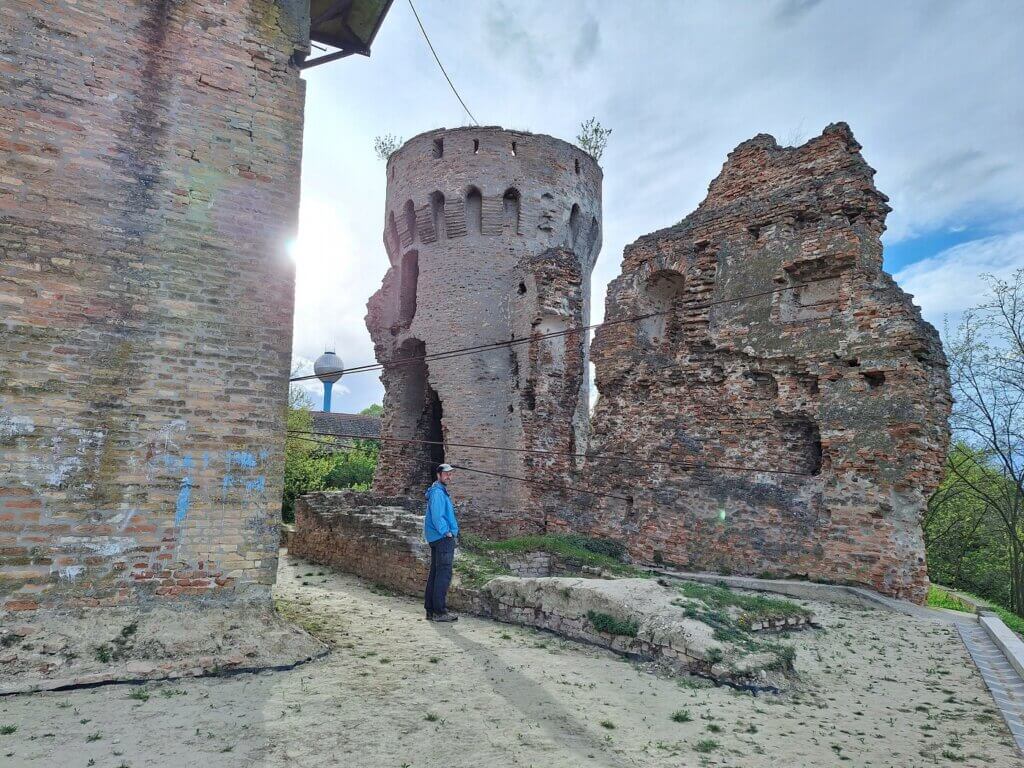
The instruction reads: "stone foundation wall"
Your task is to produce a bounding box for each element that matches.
[0,1,308,613]
[290,491,432,599]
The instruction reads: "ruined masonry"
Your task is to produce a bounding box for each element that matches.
[338,123,952,603]
[367,127,602,534]
[574,124,951,601]
[0,2,309,615]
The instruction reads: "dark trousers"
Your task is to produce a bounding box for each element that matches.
[425,536,455,616]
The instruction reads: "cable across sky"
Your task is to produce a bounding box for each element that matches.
[286,429,813,478]
[290,276,839,384]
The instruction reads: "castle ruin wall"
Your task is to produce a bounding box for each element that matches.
[572,123,951,601]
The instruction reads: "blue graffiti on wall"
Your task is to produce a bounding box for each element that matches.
[175,476,193,525]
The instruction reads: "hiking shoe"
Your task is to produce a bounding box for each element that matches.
[425,611,434,620]
[433,613,458,622]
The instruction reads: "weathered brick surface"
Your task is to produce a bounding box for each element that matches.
[0,1,308,612]
[290,490,477,611]
[572,124,950,602]
[366,128,601,535]
[290,491,430,597]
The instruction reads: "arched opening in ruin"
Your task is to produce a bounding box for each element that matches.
[389,338,446,492]
[465,186,482,235]
[403,199,417,244]
[779,414,824,475]
[398,249,418,326]
[638,269,686,345]
[584,216,600,263]
[503,187,520,234]
[429,191,445,240]
[387,211,399,256]
[568,203,582,249]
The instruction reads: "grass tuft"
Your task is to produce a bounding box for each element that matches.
[587,611,638,638]
[694,739,719,753]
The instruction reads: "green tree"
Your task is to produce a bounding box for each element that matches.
[576,117,611,161]
[281,398,332,523]
[928,269,1024,616]
[281,388,383,522]
[925,444,1014,607]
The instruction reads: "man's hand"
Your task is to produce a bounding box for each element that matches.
[445,532,454,538]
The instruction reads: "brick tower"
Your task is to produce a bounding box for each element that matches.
[366,127,602,534]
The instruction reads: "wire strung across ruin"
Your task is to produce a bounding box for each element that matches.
[286,428,812,477]
[286,433,633,502]
[407,0,479,126]
[288,276,839,383]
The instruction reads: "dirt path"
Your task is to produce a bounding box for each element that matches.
[1,553,1020,767]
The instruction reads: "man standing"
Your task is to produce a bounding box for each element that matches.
[424,463,459,622]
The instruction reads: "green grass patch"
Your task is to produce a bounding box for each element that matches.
[693,739,719,753]
[930,585,1024,637]
[452,548,511,588]
[672,581,805,670]
[460,533,640,577]
[675,581,810,625]
[587,611,638,637]
[670,710,692,723]
[926,586,974,613]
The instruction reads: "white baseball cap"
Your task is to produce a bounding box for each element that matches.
[436,463,455,473]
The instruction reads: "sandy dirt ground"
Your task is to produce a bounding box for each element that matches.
[0,552,1020,768]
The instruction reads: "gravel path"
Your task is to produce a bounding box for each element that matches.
[0,553,1020,767]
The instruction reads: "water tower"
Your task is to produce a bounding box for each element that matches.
[313,350,344,412]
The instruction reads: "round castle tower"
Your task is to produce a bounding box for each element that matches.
[366,126,602,534]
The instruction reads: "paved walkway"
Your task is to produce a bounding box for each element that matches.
[959,623,1024,754]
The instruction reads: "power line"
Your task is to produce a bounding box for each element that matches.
[286,429,812,477]
[407,0,478,126]
[290,277,838,383]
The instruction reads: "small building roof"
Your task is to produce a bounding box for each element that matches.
[310,0,392,54]
[311,411,382,440]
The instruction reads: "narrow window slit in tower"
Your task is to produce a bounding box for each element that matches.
[511,141,517,156]
[432,138,443,158]
[473,139,479,154]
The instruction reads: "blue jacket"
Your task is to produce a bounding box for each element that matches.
[424,480,459,543]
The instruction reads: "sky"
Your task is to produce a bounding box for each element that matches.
[290,0,1024,412]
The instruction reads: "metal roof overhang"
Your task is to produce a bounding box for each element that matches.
[303,0,393,69]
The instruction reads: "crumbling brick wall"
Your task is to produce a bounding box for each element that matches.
[572,124,950,601]
[366,128,601,535]
[0,1,308,612]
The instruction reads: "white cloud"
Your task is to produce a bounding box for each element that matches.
[895,232,1024,330]
[295,0,1024,408]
